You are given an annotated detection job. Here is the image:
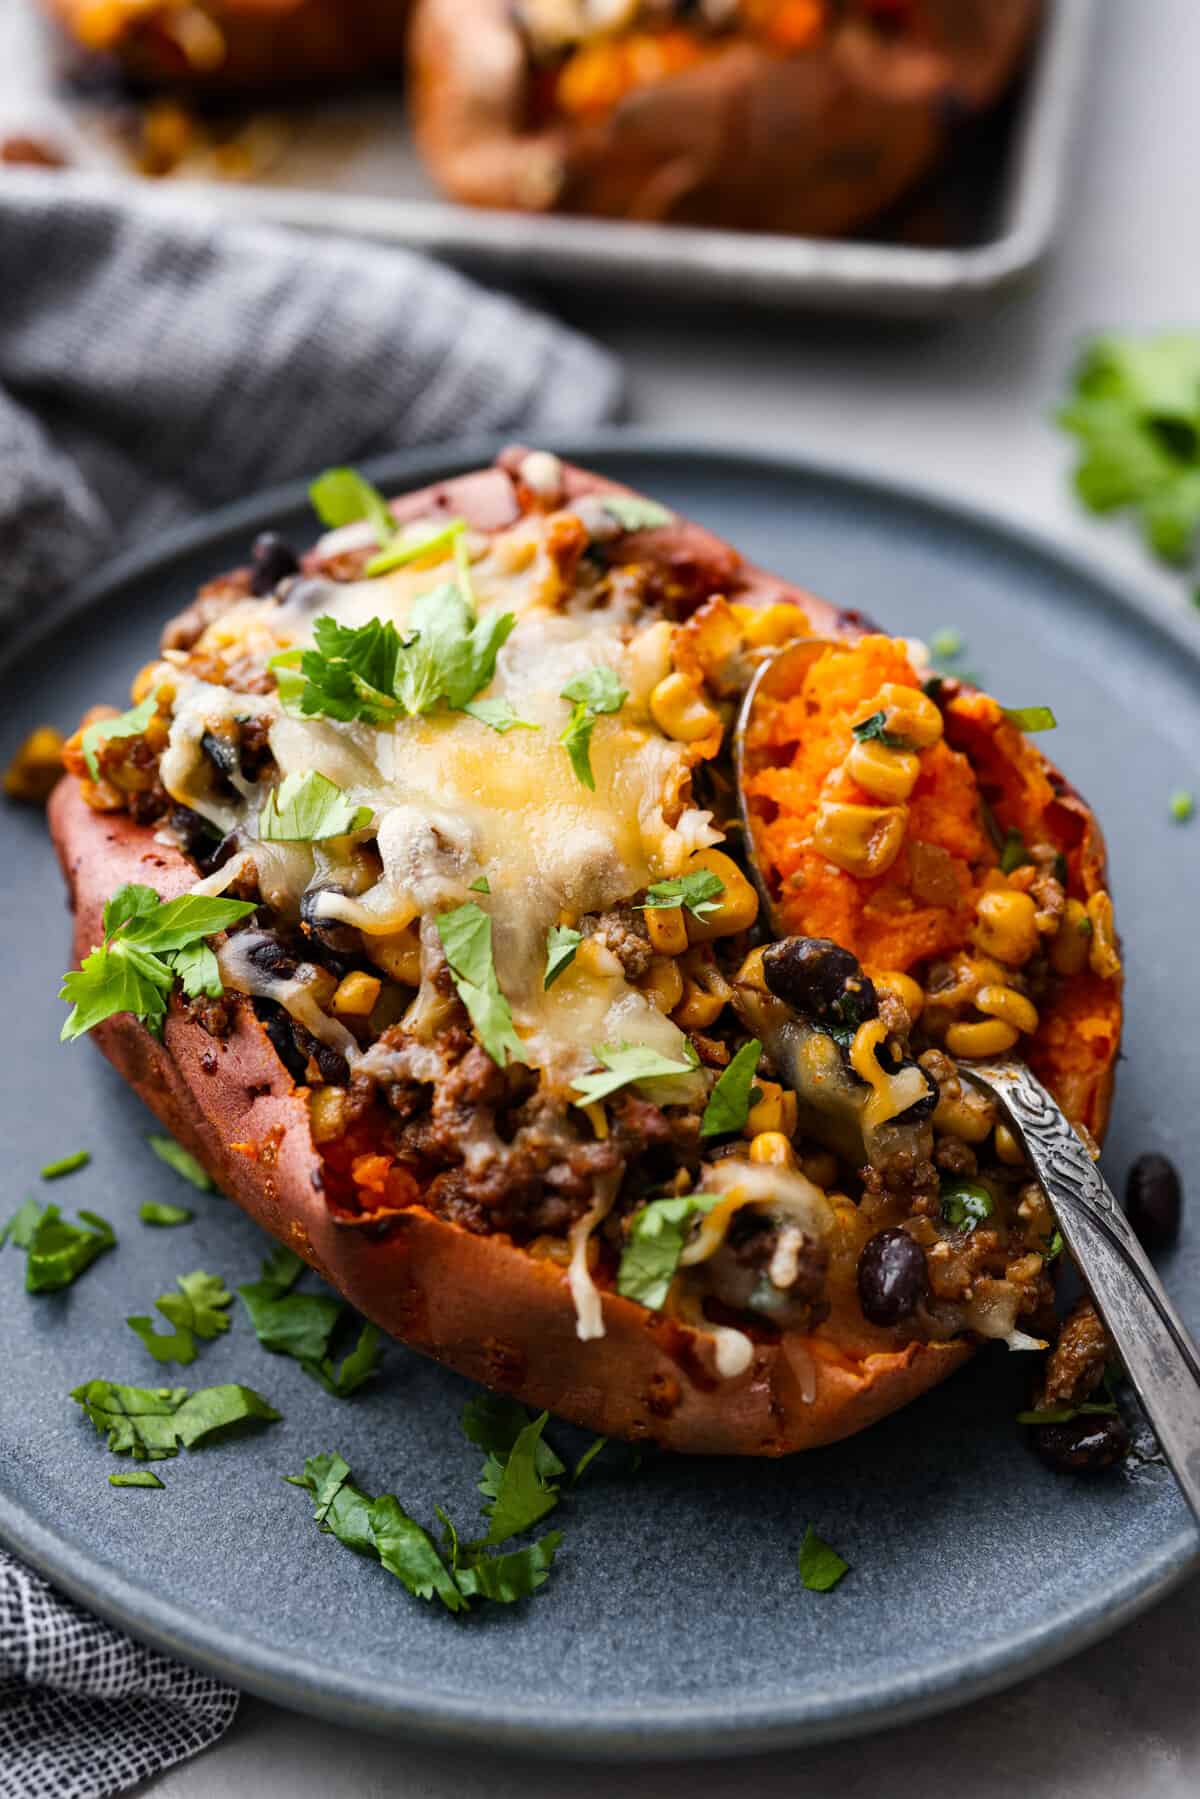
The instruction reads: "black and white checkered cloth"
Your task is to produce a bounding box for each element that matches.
[0,172,620,1795]
[0,1551,238,1798]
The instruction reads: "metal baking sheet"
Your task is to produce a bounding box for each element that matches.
[0,0,1093,316]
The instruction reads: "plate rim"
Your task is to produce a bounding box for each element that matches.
[3,428,1198,1758]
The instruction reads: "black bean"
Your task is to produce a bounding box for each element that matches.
[253,998,308,1083]
[169,805,221,864]
[249,531,300,596]
[200,729,239,783]
[1125,1153,1182,1254]
[245,934,299,980]
[300,887,362,959]
[1033,1412,1130,1476]
[763,936,877,1028]
[857,1228,927,1326]
[312,1041,351,1087]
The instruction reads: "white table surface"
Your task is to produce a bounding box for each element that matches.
[145,0,1200,1790]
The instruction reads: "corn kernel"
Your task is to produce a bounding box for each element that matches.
[1086,890,1121,980]
[3,725,64,804]
[740,603,802,648]
[845,737,920,803]
[945,1018,1020,1059]
[645,903,688,956]
[640,955,685,1015]
[1050,898,1091,976]
[813,799,906,878]
[975,983,1039,1035]
[876,682,944,749]
[932,1082,996,1143]
[331,972,382,1018]
[735,945,769,992]
[748,1131,797,1170]
[974,889,1039,967]
[744,1080,798,1138]
[648,672,721,743]
[309,1085,349,1145]
[681,848,760,942]
[130,661,164,704]
[672,979,725,1030]
[994,1123,1026,1166]
[367,928,422,986]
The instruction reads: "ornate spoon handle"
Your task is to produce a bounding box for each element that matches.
[964,1057,1200,1524]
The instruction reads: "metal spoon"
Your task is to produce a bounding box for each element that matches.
[734,638,1200,1522]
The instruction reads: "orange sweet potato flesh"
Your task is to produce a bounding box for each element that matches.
[409,0,1041,236]
[49,451,1116,1454]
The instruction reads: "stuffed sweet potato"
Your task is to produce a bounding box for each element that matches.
[50,449,1121,1455]
[409,0,1042,236]
[40,0,409,89]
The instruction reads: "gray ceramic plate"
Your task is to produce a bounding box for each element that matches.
[1,437,1197,1758]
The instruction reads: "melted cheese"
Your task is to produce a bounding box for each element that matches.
[165,513,719,1100]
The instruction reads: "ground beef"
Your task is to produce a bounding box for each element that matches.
[934,1137,978,1177]
[185,993,234,1037]
[579,905,653,981]
[1041,1297,1112,1406]
[161,574,252,652]
[238,715,275,782]
[860,1149,940,1217]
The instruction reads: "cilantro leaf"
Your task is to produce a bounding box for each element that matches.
[998,827,1030,875]
[1,1197,45,1250]
[404,583,516,711]
[469,875,491,894]
[259,770,372,843]
[1059,333,1200,565]
[147,1134,214,1192]
[1016,1399,1119,1425]
[571,1040,698,1108]
[60,887,256,1043]
[1003,706,1058,733]
[476,1413,562,1546]
[139,1202,193,1227]
[851,710,909,749]
[238,1266,342,1365]
[286,590,516,728]
[370,1495,467,1613]
[572,1437,608,1484]
[80,695,158,781]
[287,1454,465,1612]
[543,923,582,990]
[239,1249,380,1397]
[797,1526,850,1592]
[436,902,527,1067]
[72,1380,279,1460]
[616,1191,722,1311]
[940,1178,994,1234]
[109,1470,165,1489]
[309,467,395,546]
[13,1204,116,1293]
[640,869,725,920]
[463,697,538,734]
[700,1039,764,1138]
[461,1395,566,1483]
[308,1321,383,1398]
[559,666,627,790]
[40,1150,91,1179]
[452,1533,562,1604]
[127,1269,233,1365]
[364,517,464,580]
[169,942,223,1001]
[601,496,673,532]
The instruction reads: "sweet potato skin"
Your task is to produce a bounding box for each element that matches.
[409,0,1041,236]
[49,450,1115,1454]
